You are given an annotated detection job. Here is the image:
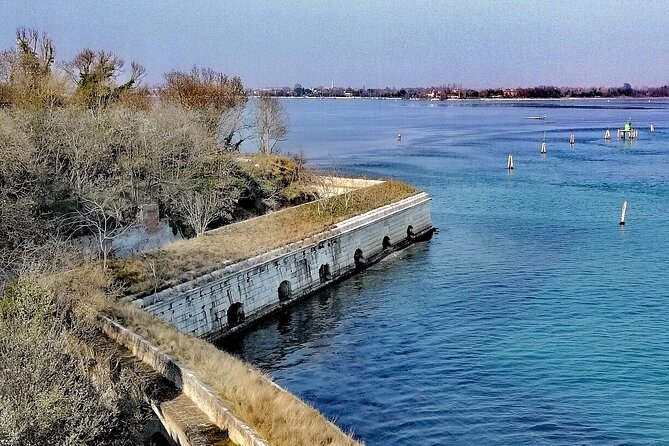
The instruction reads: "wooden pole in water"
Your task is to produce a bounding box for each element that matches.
[620,200,627,225]
[541,142,546,154]
[604,129,610,140]
[507,153,514,170]
[569,132,575,145]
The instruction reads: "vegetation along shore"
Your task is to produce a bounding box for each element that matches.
[0,28,422,445]
[252,82,669,100]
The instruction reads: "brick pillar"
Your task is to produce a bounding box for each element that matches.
[139,204,160,234]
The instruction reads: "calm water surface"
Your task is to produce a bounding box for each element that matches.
[225,99,669,445]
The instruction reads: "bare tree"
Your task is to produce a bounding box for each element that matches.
[68,49,145,109]
[41,108,109,194]
[255,95,287,154]
[0,276,148,445]
[15,28,54,76]
[0,28,67,108]
[164,156,246,236]
[0,109,59,266]
[160,66,246,135]
[160,66,245,111]
[219,102,253,151]
[67,196,137,268]
[173,187,230,236]
[299,157,359,215]
[307,172,338,215]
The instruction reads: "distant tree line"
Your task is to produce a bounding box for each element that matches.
[253,81,669,100]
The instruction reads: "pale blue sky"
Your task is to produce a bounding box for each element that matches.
[1,0,667,89]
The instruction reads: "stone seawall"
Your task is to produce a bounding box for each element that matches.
[132,192,433,341]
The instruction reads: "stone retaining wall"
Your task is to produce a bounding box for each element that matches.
[311,176,384,198]
[132,192,433,340]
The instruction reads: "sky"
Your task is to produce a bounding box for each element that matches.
[1,0,668,89]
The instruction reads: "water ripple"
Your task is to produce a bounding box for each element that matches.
[223,99,669,446]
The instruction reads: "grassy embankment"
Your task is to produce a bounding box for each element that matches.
[112,179,417,297]
[97,179,418,446]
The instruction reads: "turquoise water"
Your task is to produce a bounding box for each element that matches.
[225,99,669,445]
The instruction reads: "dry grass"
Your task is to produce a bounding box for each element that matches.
[49,266,362,445]
[110,301,362,446]
[1,270,150,446]
[111,180,417,297]
[48,179,419,446]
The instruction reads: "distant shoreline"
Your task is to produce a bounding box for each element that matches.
[265,96,669,101]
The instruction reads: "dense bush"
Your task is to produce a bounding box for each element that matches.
[0,104,302,268]
[1,31,295,271]
[0,276,148,446]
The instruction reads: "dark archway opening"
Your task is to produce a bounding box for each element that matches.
[319,263,332,283]
[227,302,245,328]
[382,235,392,250]
[354,248,367,268]
[278,280,292,302]
[146,432,171,446]
[406,225,415,240]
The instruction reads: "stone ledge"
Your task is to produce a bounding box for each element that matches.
[154,393,234,446]
[101,317,269,446]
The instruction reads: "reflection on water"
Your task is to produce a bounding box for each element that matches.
[219,243,430,369]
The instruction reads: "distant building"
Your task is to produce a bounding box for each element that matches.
[503,88,519,98]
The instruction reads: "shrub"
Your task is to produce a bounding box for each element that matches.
[0,276,148,446]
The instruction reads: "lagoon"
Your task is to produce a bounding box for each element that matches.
[224,98,669,445]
